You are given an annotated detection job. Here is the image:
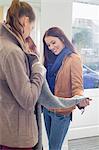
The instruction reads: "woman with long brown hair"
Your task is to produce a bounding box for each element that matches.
[43,27,88,150]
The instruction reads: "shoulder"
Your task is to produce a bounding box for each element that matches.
[0,23,24,58]
[70,53,81,59]
[63,53,81,63]
[69,53,82,64]
[1,38,24,58]
[63,53,82,68]
[0,40,26,73]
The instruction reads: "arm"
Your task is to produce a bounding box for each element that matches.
[38,79,90,109]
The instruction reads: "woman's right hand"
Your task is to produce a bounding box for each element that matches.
[73,95,92,109]
[77,98,91,108]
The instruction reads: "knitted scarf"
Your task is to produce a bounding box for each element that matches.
[46,47,72,93]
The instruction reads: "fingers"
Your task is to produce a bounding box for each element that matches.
[79,98,91,107]
[86,98,92,101]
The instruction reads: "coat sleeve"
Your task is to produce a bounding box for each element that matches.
[71,54,84,96]
[3,49,44,111]
[38,79,87,109]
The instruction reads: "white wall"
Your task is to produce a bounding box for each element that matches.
[40,0,73,60]
[41,0,73,40]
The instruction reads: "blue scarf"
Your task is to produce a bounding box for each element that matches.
[46,47,72,94]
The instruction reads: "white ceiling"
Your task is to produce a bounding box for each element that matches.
[74,0,99,5]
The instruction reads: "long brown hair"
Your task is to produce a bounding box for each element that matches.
[6,0,35,38]
[43,27,76,66]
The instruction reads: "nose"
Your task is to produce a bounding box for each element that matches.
[49,44,54,51]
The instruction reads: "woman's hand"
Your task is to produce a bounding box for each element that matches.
[77,98,92,109]
[73,95,92,109]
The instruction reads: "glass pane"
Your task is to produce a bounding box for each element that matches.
[72,2,99,89]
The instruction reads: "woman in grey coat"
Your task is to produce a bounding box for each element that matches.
[0,0,91,149]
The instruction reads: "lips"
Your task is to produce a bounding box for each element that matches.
[53,50,57,53]
[53,49,58,53]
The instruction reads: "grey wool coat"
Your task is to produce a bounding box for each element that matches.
[0,23,86,149]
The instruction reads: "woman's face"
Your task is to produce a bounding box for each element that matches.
[21,16,35,40]
[44,36,65,55]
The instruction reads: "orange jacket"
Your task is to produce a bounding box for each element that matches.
[54,53,83,114]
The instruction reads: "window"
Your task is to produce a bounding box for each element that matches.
[72,2,99,89]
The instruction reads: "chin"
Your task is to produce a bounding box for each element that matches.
[54,52,60,55]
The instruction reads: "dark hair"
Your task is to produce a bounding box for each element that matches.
[25,36,37,51]
[43,27,75,66]
[25,36,39,57]
[6,0,35,37]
